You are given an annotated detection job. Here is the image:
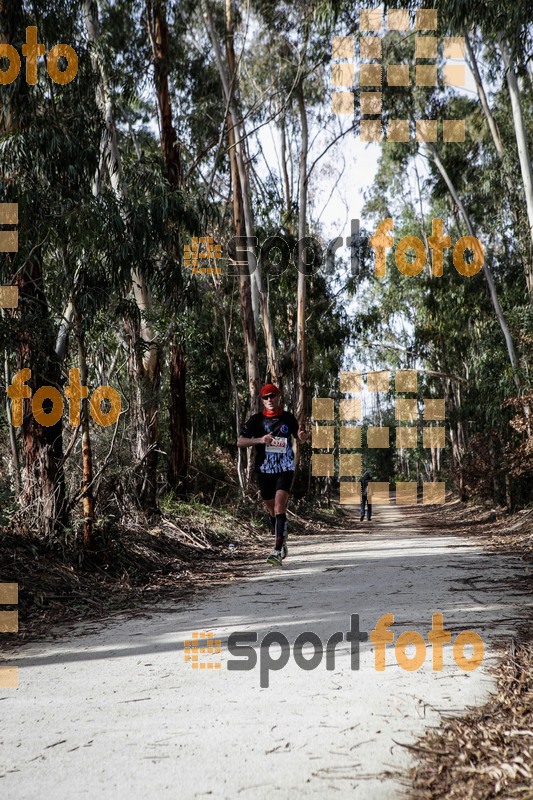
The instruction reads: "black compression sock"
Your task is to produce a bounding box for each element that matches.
[269,515,276,532]
[275,513,287,550]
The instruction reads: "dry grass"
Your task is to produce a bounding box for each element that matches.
[0,494,334,643]
[407,502,533,800]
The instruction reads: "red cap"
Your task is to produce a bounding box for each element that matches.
[260,383,280,397]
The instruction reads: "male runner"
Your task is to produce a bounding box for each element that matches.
[360,470,373,521]
[237,384,308,568]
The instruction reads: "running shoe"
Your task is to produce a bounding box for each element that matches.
[266,550,283,568]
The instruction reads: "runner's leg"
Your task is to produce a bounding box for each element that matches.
[258,475,277,543]
[264,498,276,533]
[273,489,289,551]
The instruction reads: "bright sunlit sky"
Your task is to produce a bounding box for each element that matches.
[248,19,477,388]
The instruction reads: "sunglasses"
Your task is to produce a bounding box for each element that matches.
[262,393,278,399]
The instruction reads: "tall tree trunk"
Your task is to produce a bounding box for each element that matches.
[147,0,181,187]
[146,0,189,493]
[213,278,246,493]
[75,326,95,549]
[124,317,160,510]
[1,0,66,535]
[203,4,259,423]
[427,144,522,392]
[168,340,188,493]
[280,114,292,220]
[16,257,67,534]
[204,1,280,385]
[465,33,533,302]
[227,111,261,414]
[84,0,161,511]
[499,36,533,302]
[296,82,309,429]
[3,344,21,495]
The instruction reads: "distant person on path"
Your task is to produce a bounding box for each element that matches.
[360,470,372,521]
[237,384,308,568]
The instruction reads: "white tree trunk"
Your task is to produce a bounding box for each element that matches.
[83,0,158,379]
[427,144,522,391]
[204,2,279,383]
[296,83,308,427]
[499,36,533,301]
[465,33,532,301]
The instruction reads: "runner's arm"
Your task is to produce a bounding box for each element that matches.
[297,426,309,442]
[290,413,308,442]
[237,434,273,447]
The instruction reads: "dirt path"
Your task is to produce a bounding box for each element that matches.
[1,506,530,799]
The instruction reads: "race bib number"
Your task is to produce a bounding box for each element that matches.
[265,437,287,453]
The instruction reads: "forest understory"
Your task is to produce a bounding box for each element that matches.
[0,494,335,640]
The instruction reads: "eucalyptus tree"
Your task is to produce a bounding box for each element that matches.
[437,0,533,302]
[0,0,100,535]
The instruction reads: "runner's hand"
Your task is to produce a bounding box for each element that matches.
[298,428,309,443]
[262,434,274,444]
